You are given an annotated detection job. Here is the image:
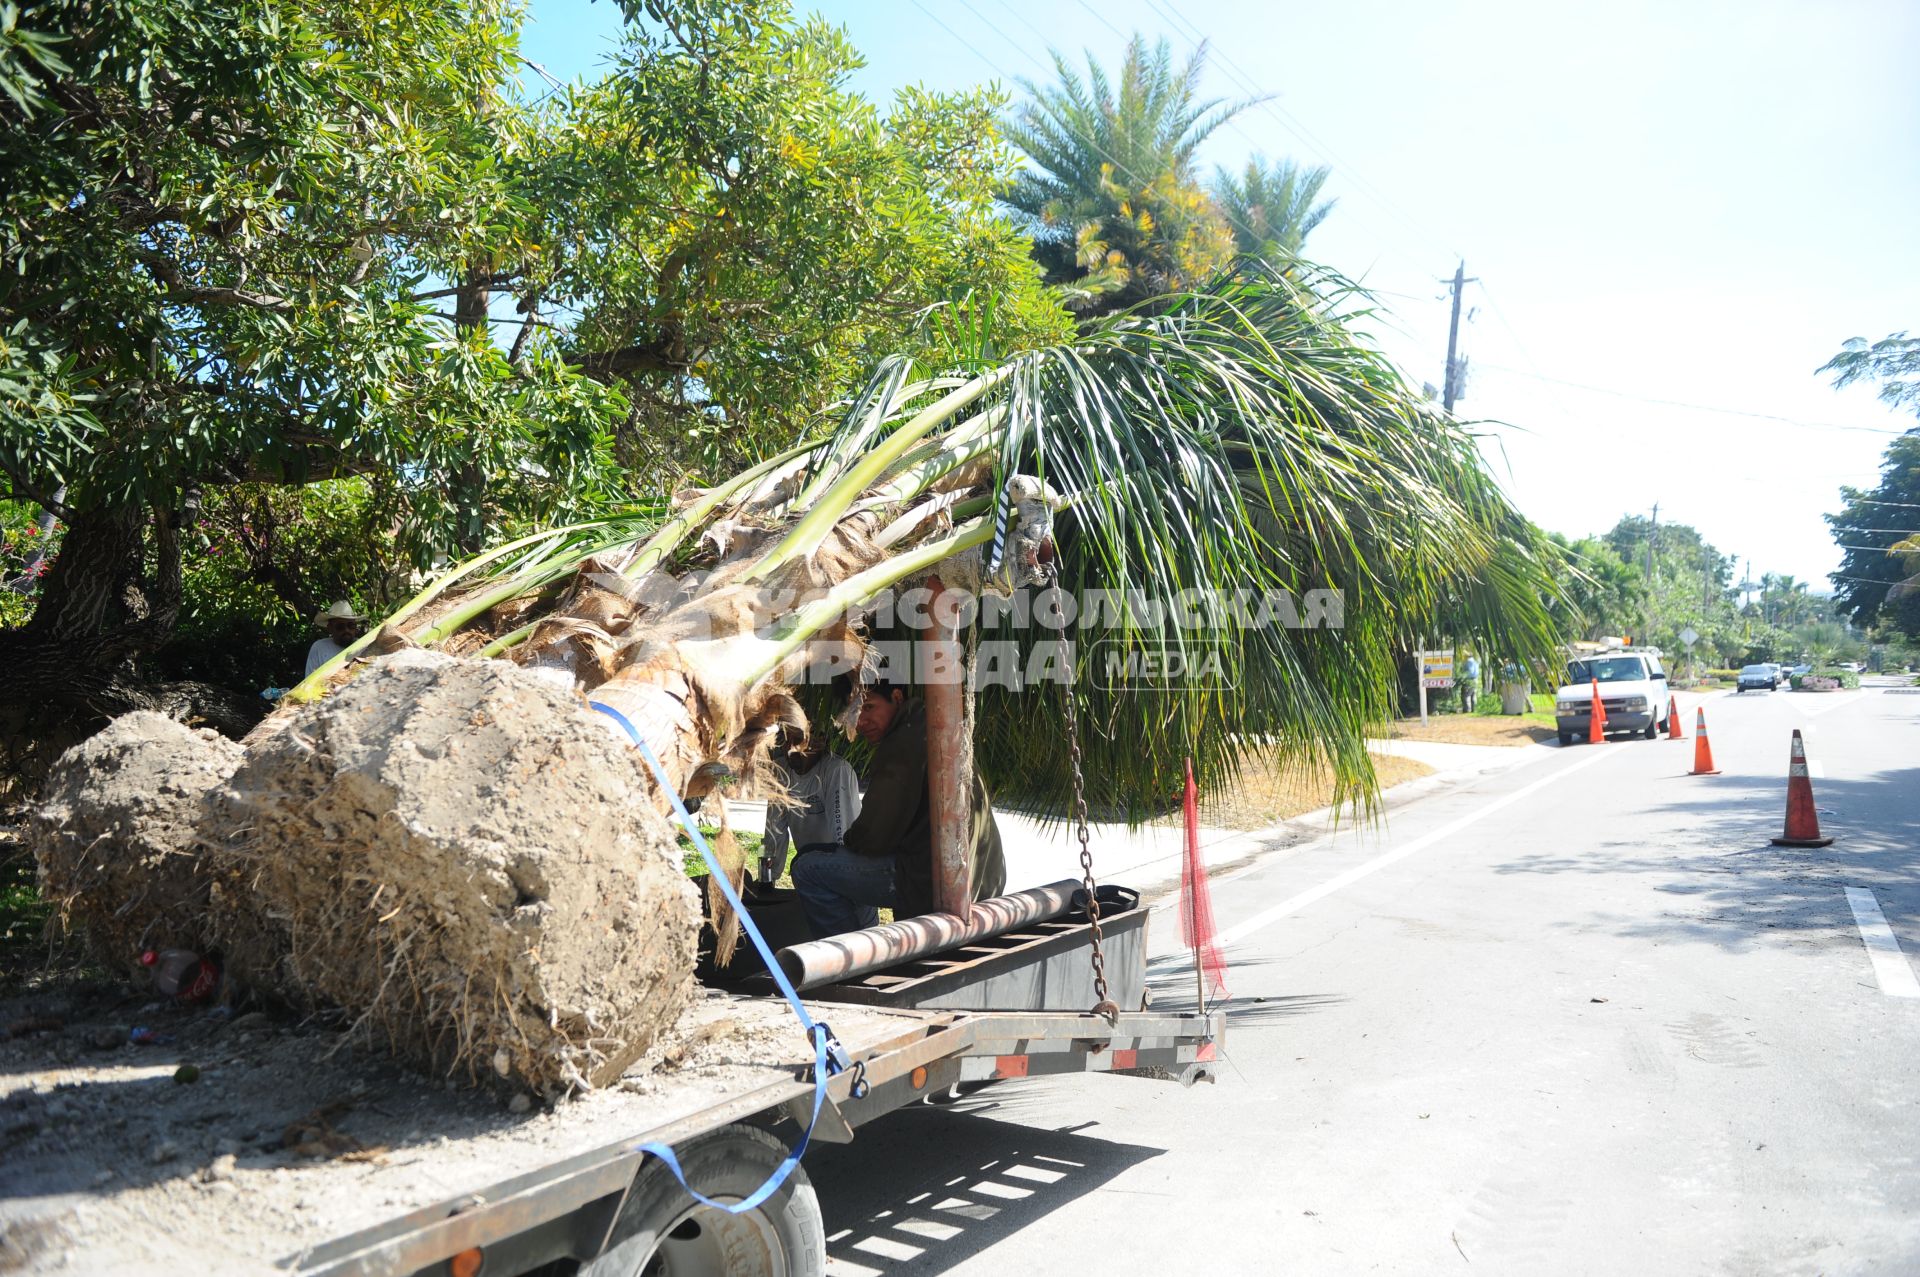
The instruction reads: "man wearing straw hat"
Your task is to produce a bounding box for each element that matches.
[305,601,366,677]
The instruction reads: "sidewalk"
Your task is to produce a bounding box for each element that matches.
[722,736,1553,902]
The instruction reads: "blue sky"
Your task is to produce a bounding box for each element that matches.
[520,0,1919,590]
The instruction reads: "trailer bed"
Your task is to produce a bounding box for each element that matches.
[0,986,925,1275]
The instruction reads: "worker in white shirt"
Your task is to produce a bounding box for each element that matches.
[305,600,366,678]
[760,727,861,886]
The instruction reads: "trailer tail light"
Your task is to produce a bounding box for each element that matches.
[910,1066,928,1090]
[450,1248,484,1277]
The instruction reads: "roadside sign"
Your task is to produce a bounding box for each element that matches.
[1680,627,1699,647]
[1419,650,1455,689]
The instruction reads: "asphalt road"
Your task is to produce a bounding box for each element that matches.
[805,677,1920,1275]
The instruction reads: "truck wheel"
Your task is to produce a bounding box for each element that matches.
[1557,731,1573,746]
[1643,720,1659,740]
[584,1124,825,1277]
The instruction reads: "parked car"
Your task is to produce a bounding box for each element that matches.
[1737,663,1779,692]
[1789,663,1813,681]
[1836,661,1863,674]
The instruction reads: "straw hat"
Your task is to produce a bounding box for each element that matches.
[315,600,366,627]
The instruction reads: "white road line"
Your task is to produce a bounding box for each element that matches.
[1843,887,1920,999]
[1214,744,1626,949]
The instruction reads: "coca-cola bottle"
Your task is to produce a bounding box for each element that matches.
[140,949,221,1003]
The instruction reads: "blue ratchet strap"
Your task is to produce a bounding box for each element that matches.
[589,700,851,1214]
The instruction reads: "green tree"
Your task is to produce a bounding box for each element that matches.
[1546,533,1644,641]
[1002,34,1242,316]
[531,1,1069,474]
[1824,431,1920,638]
[1821,331,1920,421]
[1789,619,1856,667]
[1211,155,1335,260]
[0,0,612,768]
[0,0,1071,780]
[1820,330,1920,639]
[1587,514,1762,665]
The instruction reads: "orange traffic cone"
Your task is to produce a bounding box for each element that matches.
[1666,698,1684,739]
[1588,677,1608,744]
[1770,729,1833,847]
[1689,708,1721,775]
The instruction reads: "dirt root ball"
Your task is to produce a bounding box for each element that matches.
[203,650,700,1095]
[28,712,243,974]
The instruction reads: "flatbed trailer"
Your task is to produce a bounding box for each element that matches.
[0,891,1220,1277]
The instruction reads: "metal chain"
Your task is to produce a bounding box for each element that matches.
[1053,577,1118,1024]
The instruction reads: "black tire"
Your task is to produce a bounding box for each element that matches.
[583,1124,825,1277]
[1643,719,1659,740]
[1557,731,1573,746]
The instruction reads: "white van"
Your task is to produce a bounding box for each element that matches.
[1553,648,1672,745]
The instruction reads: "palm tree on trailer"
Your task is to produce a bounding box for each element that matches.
[289,267,1566,934]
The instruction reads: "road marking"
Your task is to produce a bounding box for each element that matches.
[1802,692,1866,719]
[1843,887,1920,999]
[1213,745,1626,949]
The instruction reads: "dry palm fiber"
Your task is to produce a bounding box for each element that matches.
[28,713,241,975]
[704,813,748,968]
[203,650,700,1095]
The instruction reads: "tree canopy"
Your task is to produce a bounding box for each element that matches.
[1212,155,1336,261]
[1000,35,1243,316]
[1820,332,1920,640]
[1825,432,1920,639]
[0,0,1067,749]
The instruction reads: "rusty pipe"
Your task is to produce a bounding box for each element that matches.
[924,576,973,917]
[777,879,1082,990]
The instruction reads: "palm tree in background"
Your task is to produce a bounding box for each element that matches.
[1002,35,1247,316]
[1212,154,1337,260]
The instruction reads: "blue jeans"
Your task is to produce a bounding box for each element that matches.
[791,848,895,939]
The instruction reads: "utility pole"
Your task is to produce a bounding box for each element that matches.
[1442,260,1477,413]
[1642,501,1658,642]
[1742,557,1751,640]
[1645,502,1659,580]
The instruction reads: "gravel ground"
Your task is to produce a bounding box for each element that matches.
[0,979,920,1274]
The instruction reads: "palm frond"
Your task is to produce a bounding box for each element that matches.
[331,266,1563,826]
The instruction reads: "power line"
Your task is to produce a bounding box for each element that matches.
[1149,0,1461,264]
[1471,280,1613,439]
[1476,363,1912,436]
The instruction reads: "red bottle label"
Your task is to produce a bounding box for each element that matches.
[180,962,221,1003]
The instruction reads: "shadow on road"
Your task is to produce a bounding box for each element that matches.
[1487,765,1920,952]
[806,1106,1160,1273]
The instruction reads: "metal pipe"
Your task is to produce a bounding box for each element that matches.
[923,576,973,917]
[778,880,1082,991]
